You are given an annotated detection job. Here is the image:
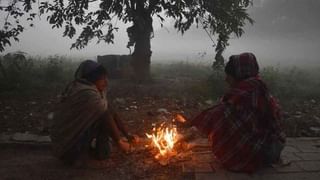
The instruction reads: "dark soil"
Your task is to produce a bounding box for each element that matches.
[0,78,319,137]
[0,78,320,179]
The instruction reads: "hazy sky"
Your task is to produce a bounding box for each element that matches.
[1,0,320,66]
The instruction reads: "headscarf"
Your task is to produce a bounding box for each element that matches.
[74,60,107,82]
[225,52,259,80]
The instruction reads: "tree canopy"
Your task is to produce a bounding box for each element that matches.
[1,0,253,70]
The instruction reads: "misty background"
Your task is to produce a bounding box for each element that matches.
[1,0,320,66]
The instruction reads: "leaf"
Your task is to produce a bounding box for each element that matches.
[3,39,11,46]
[156,14,164,22]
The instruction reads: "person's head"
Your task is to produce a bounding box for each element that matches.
[75,60,108,91]
[224,52,259,86]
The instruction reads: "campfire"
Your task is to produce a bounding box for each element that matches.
[145,122,179,159]
[145,114,189,165]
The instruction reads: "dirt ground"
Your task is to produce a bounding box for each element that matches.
[0,78,319,137]
[0,78,320,179]
[0,142,188,180]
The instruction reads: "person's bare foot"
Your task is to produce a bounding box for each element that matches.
[127,134,140,144]
[117,139,132,153]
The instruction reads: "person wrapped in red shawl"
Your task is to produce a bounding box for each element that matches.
[184,53,286,173]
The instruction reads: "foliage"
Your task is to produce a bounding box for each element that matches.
[0,55,76,94]
[40,0,253,56]
[205,66,320,103]
[0,55,319,104]
[151,61,211,79]
[1,1,253,64]
[0,0,37,52]
[261,66,320,102]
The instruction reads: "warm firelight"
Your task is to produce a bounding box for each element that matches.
[145,122,179,159]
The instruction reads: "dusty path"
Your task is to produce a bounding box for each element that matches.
[0,143,185,180]
[1,78,320,137]
[1,138,320,180]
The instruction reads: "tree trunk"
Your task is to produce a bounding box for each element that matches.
[132,30,152,81]
[130,11,153,82]
[0,58,7,78]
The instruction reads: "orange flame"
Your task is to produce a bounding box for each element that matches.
[146,123,179,159]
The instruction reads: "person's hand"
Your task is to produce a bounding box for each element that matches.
[117,139,131,154]
[127,134,140,144]
[174,114,192,128]
[175,114,186,123]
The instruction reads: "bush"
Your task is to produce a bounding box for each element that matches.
[1,55,319,104]
[206,65,320,104]
[261,66,320,103]
[151,61,211,79]
[0,55,77,94]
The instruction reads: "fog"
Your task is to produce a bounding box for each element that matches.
[1,0,320,66]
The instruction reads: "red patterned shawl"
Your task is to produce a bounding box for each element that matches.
[191,76,285,172]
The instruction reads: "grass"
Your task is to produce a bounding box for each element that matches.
[152,61,320,104]
[151,61,212,79]
[1,55,319,104]
[261,66,320,104]
[0,55,78,95]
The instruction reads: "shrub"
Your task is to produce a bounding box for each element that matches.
[0,55,77,94]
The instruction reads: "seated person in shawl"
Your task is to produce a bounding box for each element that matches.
[181,53,286,173]
[51,60,138,165]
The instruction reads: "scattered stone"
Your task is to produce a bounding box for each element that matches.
[310,127,320,134]
[130,105,138,110]
[29,101,37,105]
[295,111,302,115]
[47,112,54,120]
[204,100,214,106]
[310,99,316,104]
[157,108,169,114]
[294,115,302,119]
[313,116,320,123]
[114,98,126,105]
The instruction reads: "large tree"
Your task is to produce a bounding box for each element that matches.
[1,0,253,80]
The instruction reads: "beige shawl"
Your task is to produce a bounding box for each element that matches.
[51,79,107,158]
